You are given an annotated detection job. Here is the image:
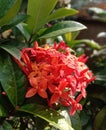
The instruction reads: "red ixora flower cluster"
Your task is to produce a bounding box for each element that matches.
[15,41,95,115]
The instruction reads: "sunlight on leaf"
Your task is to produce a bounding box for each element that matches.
[40,21,86,39]
[19,104,74,130]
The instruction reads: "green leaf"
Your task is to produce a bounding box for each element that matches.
[40,21,86,39]
[58,110,74,130]
[94,107,106,130]
[70,112,82,130]
[47,8,78,22]
[26,0,58,33]
[16,23,31,41]
[0,0,22,27]
[88,7,106,16]
[70,39,101,49]
[0,43,21,60]
[12,61,26,105]
[0,0,17,18]
[80,111,90,126]
[0,14,28,33]
[0,105,8,117]
[19,103,69,130]
[0,121,12,130]
[64,31,80,42]
[0,53,17,106]
[0,52,26,106]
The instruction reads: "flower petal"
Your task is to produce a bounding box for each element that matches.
[29,77,38,88]
[50,93,60,105]
[26,88,37,98]
[38,89,48,99]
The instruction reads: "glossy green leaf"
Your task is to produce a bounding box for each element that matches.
[40,21,86,39]
[0,52,26,106]
[0,43,21,60]
[19,103,72,130]
[94,107,106,130]
[0,0,22,27]
[0,14,28,33]
[47,8,78,22]
[0,0,17,18]
[12,61,26,105]
[0,105,7,117]
[27,0,58,33]
[0,53,17,106]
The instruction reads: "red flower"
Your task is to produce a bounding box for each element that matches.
[49,79,68,105]
[15,41,95,115]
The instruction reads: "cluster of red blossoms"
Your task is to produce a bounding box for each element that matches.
[15,41,95,115]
